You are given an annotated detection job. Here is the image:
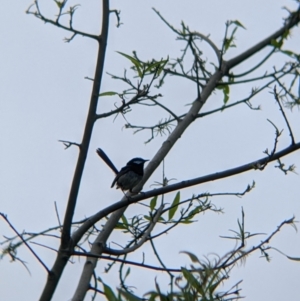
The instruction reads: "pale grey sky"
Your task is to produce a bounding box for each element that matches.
[1,0,300,300]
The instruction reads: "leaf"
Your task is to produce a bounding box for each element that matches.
[281,49,295,57]
[119,290,142,301]
[168,191,180,220]
[158,216,165,222]
[117,51,142,77]
[217,84,230,105]
[208,275,224,294]
[152,280,169,301]
[271,39,283,49]
[282,29,290,39]
[180,251,200,263]
[54,0,63,8]
[150,196,158,211]
[114,223,127,230]
[143,58,169,77]
[103,283,118,301]
[223,38,231,52]
[121,214,128,226]
[224,85,230,104]
[180,219,194,224]
[99,91,119,97]
[232,20,246,29]
[182,268,204,295]
[124,267,130,281]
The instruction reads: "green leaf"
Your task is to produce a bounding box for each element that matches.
[223,85,230,104]
[180,219,194,224]
[124,267,130,281]
[103,283,118,301]
[168,191,180,220]
[232,20,246,29]
[223,38,231,52]
[282,29,290,39]
[144,59,167,76]
[281,49,295,57]
[117,51,142,77]
[208,274,223,294]
[158,216,165,222]
[182,268,204,295]
[54,0,63,8]
[114,223,127,230]
[150,196,158,211]
[119,290,141,301]
[271,39,283,49]
[99,91,119,97]
[180,251,200,263]
[121,214,128,226]
[217,84,230,104]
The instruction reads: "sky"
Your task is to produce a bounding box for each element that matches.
[1,0,300,300]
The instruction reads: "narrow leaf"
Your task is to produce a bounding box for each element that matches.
[218,84,230,104]
[121,214,128,226]
[182,268,204,295]
[119,290,142,301]
[232,20,246,29]
[281,49,295,57]
[124,267,130,281]
[180,251,200,263]
[54,0,63,8]
[168,191,180,220]
[271,39,283,49]
[99,91,118,97]
[103,283,118,301]
[117,51,142,77]
[150,196,158,211]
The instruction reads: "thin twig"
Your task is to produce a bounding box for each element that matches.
[0,213,50,273]
[150,238,174,278]
[54,201,62,229]
[26,1,99,41]
[58,139,81,149]
[273,85,295,145]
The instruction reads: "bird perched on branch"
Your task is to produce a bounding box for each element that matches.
[111,157,148,191]
[96,148,148,192]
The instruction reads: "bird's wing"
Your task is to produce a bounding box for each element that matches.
[111,166,130,188]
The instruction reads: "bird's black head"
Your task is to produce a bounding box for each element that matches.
[126,158,148,167]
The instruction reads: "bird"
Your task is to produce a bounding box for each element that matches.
[111,157,148,192]
[96,148,148,192]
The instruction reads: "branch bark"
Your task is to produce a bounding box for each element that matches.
[38,1,110,300]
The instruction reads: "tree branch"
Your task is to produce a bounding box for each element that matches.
[226,8,300,70]
[71,140,300,245]
[103,205,164,255]
[38,0,110,300]
[0,213,49,273]
[26,1,99,41]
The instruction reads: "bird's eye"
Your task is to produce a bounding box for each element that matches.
[133,160,143,164]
